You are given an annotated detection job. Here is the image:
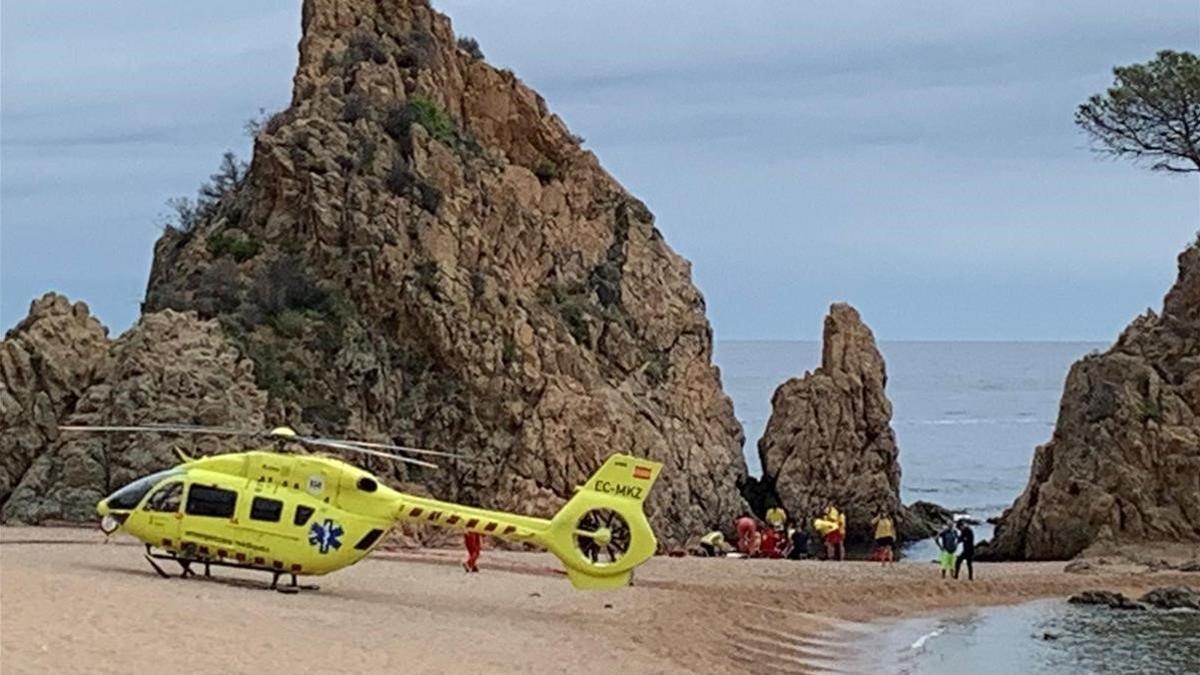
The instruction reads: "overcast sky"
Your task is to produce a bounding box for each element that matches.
[2,1,1198,340]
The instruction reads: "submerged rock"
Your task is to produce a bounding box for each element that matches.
[757,303,935,542]
[988,241,1200,560]
[1138,586,1200,611]
[1068,590,1146,611]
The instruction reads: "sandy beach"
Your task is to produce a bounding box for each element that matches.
[1,527,1194,674]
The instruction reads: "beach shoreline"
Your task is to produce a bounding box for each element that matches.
[2,526,1194,673]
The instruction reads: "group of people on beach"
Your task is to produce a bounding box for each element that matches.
[697,504,900,565]
[699,508,811,559]
[458,502,977,576]
[696,503,977,579]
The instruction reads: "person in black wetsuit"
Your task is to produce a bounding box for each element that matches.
[954,520,975,580]
[786,518,809,560]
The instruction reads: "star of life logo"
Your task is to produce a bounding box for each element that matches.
[308,519,343,554]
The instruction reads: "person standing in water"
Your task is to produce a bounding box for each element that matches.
[954,520,976,580]
[935,524,959,578]
[872,511,896,565]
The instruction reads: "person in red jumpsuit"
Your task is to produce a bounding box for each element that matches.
[735,513,759,556]
[760,526,783,559]
[463,531,482,572]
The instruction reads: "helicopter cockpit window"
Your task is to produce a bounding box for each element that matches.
[356,477,377,493]
[106,469,184,510]
[293,505,315,526]
[185,485,237,518]
[144,481,184,513]
[250,496,283,523]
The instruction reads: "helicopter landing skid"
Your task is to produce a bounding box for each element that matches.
[142,545,319,593]
[270,572,320,594]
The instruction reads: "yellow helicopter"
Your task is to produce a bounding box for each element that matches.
[62,424,662,592]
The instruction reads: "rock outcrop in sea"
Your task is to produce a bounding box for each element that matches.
[986,240,1200,560]
[1,0,749,543]
[756,303,941,542]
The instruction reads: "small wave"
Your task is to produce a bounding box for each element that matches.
[898,418,1051,426]
[910,627,944,651]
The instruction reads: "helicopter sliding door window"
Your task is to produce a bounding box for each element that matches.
[144,482,184,513]
[185,485,237,518]
[251,497,283,522]
[293,505,315,526]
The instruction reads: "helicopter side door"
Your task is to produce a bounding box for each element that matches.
[139,480,184,546]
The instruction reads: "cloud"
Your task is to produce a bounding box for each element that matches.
[2,0,1198,339]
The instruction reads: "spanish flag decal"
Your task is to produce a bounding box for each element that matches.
[633,465,652,480]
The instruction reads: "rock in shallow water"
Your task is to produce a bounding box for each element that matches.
[1068,590,1146,610]
[1138,586,1200,611]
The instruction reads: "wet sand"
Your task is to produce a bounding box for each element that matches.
[1,527,1194,674]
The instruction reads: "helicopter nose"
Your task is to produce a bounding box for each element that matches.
[96,500,128,535]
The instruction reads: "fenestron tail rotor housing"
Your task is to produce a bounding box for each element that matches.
[574,508,632,566]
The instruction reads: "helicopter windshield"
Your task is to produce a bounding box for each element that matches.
[105,469,184,510]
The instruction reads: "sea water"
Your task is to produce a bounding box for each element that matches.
[857,600,1200,674]
[714,341,1200,673]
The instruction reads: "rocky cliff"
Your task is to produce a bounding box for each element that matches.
[756,303,936,543]
[64,0,755,543]
[1,294,268,523]
[0,295,110,508]
[985,241,1200,559]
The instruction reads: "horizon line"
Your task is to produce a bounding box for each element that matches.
[716,338,1112,344]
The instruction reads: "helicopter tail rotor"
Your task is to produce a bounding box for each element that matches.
[538,454,661,590]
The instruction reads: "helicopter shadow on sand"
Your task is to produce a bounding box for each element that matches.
[74,560,286,592]
[72,556,621,625]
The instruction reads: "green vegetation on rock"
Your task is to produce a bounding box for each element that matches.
[1076,50,1200,173]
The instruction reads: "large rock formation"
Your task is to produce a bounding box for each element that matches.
[757,303,933,543]
[0,295,110,506]
[986,241,1200,560]
[0,296,269,523]
[119,0,748,542]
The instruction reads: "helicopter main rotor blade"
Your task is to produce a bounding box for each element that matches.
[59,425,260,436]
[141,423,264,436]
[323,438,471,461]
[298,437,440,470]
[59,425,443,469]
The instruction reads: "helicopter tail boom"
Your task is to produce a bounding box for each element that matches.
[391,454,661,589]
